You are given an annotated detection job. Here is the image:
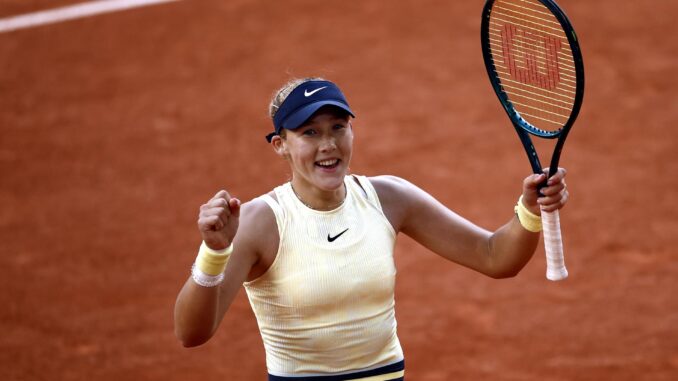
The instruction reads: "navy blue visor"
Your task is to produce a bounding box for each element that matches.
[266,80,355,142]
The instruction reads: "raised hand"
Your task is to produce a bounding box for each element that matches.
[197,190,241,250]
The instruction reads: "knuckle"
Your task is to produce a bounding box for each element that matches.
[197,219,212,230]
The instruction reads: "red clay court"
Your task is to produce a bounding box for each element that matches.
[1,1,676,380]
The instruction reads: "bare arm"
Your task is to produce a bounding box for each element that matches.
[372,169,568,278]
[173,193,275,347]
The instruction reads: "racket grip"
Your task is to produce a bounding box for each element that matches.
[541,209,568,281]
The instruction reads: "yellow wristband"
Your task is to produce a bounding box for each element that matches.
[514,195,542,233]
[195,241,233,276]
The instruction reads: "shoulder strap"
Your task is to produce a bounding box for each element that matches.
[351,175,384,211]
[260,193,285,237]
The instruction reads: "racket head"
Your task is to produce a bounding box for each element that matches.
[481,0,584,140]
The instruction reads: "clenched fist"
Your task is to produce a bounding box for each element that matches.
[197,190,241,250]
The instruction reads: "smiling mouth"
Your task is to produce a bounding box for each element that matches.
[315,159,340,169]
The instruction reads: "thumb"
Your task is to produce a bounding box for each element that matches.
[522,173,546,210]
[228,198,241,218]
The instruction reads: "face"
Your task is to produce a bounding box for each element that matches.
[273,106,353,193]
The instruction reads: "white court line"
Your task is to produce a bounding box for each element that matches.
[0,0,181,33]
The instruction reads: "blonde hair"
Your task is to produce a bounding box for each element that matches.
[268,77,326,119]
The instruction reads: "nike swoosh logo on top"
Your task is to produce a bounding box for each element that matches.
[327,228,349,242]
[304,86,328,97]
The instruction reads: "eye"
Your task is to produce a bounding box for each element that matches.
[302,128,317,136]
[333,123,347,131]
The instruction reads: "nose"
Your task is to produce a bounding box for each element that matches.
[319,136,337,152]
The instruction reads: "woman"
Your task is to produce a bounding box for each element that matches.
[174,78,568,380]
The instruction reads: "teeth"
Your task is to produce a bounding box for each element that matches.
[317,159,338,166]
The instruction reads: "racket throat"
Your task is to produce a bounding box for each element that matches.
[515,127,544,175]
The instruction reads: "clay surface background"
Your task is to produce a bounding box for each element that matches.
[1,1,676,380]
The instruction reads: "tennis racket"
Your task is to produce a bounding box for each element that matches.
[480,0,584,281]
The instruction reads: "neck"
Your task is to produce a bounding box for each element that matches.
[290,180,347,211]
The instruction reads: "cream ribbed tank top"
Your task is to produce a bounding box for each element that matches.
[243,175,403,377]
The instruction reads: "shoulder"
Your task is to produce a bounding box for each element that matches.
[364,175,420,232]
[240,193,277,228]
[367,175,418,202]
[234,194,278,250]
[367,175,412,189]
[236,193,280,280]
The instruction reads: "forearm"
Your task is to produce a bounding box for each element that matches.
[173,243,255,347]
[485,215,540,278]
[174,279,222,347]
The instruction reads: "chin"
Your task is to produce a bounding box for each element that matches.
[313,169,347,190]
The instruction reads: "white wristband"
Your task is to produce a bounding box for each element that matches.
[191,263,225,287]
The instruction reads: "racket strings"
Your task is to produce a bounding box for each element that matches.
[487,0,577,132]
[491,50,577,88]
[491,7,568,37]
[488,31,576,74]
[487,28,576,78]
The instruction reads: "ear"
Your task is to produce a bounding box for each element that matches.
[271,135,289,158]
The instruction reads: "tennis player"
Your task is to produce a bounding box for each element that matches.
[174,78,569,380]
